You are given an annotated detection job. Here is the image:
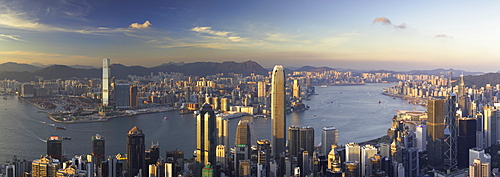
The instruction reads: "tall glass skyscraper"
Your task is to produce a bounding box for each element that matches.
[322,126,338,154]
[102,58,110,106]
[127,126,145,177]
[271,65,285,157]
[196,103,217,166]
[427,99,445,170]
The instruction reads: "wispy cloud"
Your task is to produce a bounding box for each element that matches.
[0,3,131,35]
[191,27,231,37]
[434,34,453,38]
[0,34,24,42]
[129,21,152,29]
[373,17,406,29]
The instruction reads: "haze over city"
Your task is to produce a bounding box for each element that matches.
[1,0,500,72]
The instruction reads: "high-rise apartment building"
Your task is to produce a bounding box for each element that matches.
[271,65,285,157]
[196,103,217,166]
[427,99,445,170]
[92,134,105,167]
[127,126,145,177]
[322,126,338,155]
[258,81,267,103]
[102,58,110,106]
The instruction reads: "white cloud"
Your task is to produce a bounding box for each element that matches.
[373,17,406,29]
[129,21,152,29]
[191,27,231,37]
[0,50,96,65]
[434,34,453,38]
[228,36,246,42]
[0,34,24,41]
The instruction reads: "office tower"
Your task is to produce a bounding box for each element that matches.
[361,145,377,177]
[31,156,60,177]
[114,83,130,109]
[457,73,469,117]
[146,143,160,165]
[415,125,427,152]
[102,58,110,106]
[236,120,252,158]
[379,143,390,158]
[271,65,286,157]
[427,99,445,170]
[444,94,457,169]
[288,126,300,157]
[483,106,497,148]
[345,142,360,163]
[257,139,271,177]
[302,151,311,176]
[127,126,145,177]
[166,149,184,176]
[196,103,217,166]
[216,145,227,169]
[293,79,300,99]
[322,126,338,155]
[344,161,360,177]
[216,116,229,148]
[130,85,138,108]
[458,118,477,169]
[235,120,251,176]
[469,148,491,165]
[92,134,105,167]
[258,81,266,103]
[300,127,315,155]
[470,158,491,177]
[47,136,62,160]
[327,145,342,173]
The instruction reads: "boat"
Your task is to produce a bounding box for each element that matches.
[42,122,47,124]
[62,137,71,140]
[55,126,66,130]
[163,116,168,119]
[320,85,328,87]
[393,97,396,99]
[378,100,381,104]
[50,124,55,126]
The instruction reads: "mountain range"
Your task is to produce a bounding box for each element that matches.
[0,61,494,84]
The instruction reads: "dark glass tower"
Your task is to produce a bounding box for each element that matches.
[126,126,145,177]
[196,103,217,166]
[47,136,62,160]
[92,134,105,167]
[457,118,477,169]
[427,99,444,170]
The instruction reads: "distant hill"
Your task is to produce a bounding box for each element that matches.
[0,60,268,81]
[461,73,500,87]
[296,66,335,72]
[0,62,41,72]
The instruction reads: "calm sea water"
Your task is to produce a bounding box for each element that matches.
[0,83,424,162]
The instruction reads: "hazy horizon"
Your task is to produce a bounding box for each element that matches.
[1,1,500,72]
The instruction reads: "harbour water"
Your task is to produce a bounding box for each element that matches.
[0,83,425,162]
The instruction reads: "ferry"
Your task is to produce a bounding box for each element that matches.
[320,85,328,87]
[163,116,168,119]
[55,126,66,130]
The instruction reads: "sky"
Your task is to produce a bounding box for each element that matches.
[1,0,500,72]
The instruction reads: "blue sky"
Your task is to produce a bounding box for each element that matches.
[1,0,500,72]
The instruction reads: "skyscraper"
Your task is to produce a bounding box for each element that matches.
[47,136,62,160]
[130,85,138,108]
[292,79,300,99]
[322,126,338,155]
[235,120,251,176]
[92,134,105,167]
[427,99,445,170]
[345,142,360,163]
[102,58,110,106]
[258,81,267,103]
[271,65,285,157]
[115,83,131,109]
[127,126,145,177]
[196,103,217,166]
[458,118,477,169]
